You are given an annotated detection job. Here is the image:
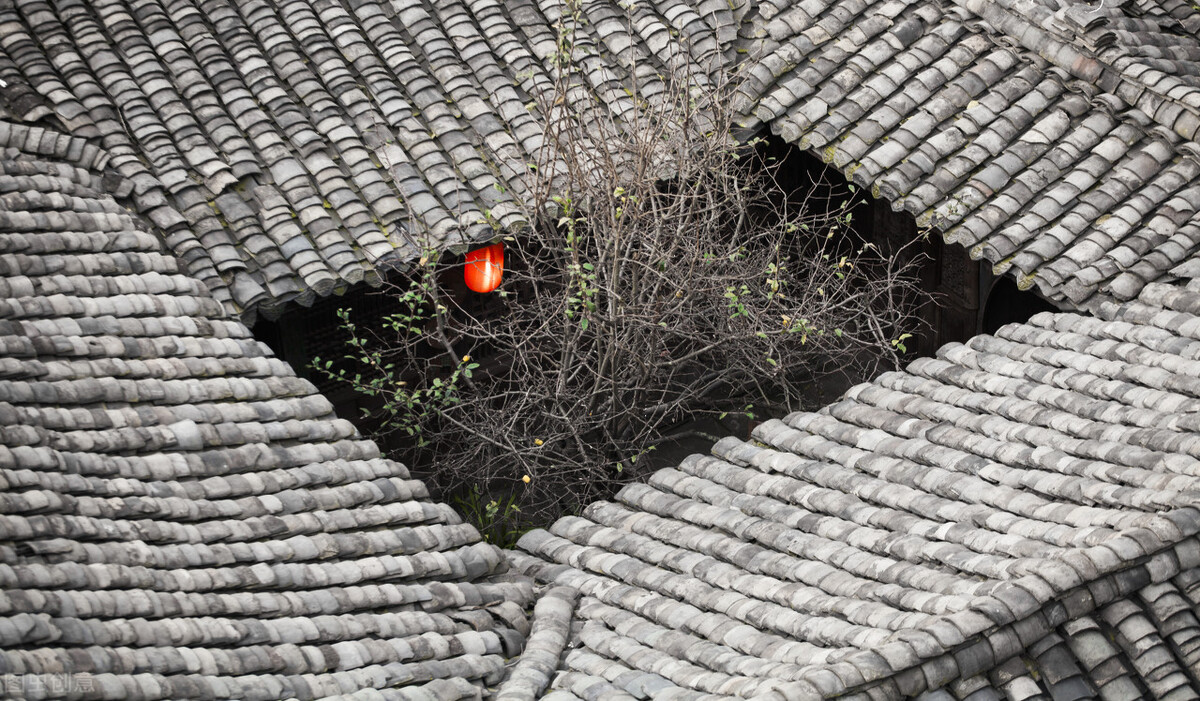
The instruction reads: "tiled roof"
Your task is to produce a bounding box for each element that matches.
[8,0,1200,314]
[505,284,1200,699]
[0,119,533,700]
[10,1,1200,698]
[735,0,1200,308]
[0,0,735,318]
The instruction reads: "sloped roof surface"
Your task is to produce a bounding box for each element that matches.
[0,119,533,700]
[735,0,1200,308]
[10,1,1200,699]
[8,0,1200,314]
[506,286,1200,699]
[0,0,737,318]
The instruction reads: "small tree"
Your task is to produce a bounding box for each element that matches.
[316,11,929,538]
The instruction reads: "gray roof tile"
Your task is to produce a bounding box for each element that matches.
[513,291,1200,698]
[16,0,1200,313]
[13,0,1200,698]
[731,0,1200,308]
[0,120,531,700]
[2,0,732,318]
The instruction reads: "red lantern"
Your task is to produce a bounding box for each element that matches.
[464,242,504,293]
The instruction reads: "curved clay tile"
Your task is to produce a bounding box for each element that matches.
[0,119,533,700]
[0,0,746,320]
[511,286,1200,698]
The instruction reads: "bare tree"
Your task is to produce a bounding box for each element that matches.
[316,11,930,541]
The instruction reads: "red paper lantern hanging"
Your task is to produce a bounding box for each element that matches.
[464,242,504,293]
